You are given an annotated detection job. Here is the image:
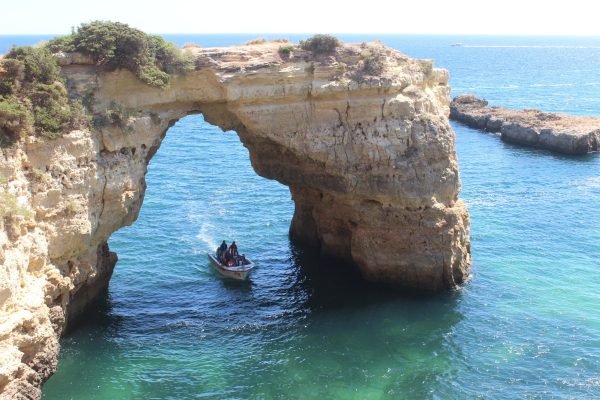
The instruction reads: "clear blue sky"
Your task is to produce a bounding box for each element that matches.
[2,0,600,35]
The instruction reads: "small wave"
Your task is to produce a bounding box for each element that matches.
[577,176,600,190]
[456,82,600,92]
[529,83,574,88]
[557,376,600,388]
[457,84,521,90]
[461,45,600,49]
[528,82,600,88]
[228,322,269,333]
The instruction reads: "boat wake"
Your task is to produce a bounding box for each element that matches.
[196,221,218,251]
[461,45,600,49]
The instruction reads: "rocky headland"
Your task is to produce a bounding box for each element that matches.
[450,94,600,154]
[1,28,470,398]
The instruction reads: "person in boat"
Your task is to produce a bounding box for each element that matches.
[217,240,228,262]
[240,254,247,266]
[224,249,232,265]
[228,241,239,258]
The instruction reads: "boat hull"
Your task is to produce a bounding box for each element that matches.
[207,253,254,281]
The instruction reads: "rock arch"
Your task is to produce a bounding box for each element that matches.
[0,41,470,397]
[70,42,470,292]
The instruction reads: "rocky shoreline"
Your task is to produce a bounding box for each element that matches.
[450,94,600,155]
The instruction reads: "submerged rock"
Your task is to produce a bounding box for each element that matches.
[0,40,470,397]
[450,94,600,154]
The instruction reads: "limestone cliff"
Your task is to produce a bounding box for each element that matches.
[0,41,470,398]
[450,94,600,154]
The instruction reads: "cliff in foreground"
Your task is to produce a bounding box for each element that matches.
[1,28,470,398]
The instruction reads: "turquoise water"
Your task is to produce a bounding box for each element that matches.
[3,34,599,398]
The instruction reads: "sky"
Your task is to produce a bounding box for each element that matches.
[1,0,600,35]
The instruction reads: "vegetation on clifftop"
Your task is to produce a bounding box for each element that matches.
[47,21,195,88]
[0,46,88,146]
[299,34,340,55]
[358,48,385,76]
[0,22,196,147]
[278,45,294,56]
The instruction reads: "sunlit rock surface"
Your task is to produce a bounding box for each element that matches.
[0,41,470,398]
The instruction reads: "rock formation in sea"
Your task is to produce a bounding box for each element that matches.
[450,94,600,154]
[0,39,470,398]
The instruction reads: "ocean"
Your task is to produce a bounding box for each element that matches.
[2,34,599,399]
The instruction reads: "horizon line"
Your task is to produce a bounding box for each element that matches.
[2,32,600,38]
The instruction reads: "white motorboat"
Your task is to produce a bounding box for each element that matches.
[207,253,255,281]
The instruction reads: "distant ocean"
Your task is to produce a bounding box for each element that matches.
[2,34,599,399]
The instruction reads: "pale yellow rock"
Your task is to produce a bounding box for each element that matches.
[0,41,470,398]
[450,94,600,154]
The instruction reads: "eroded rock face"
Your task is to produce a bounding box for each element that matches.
[450,94,600,154]
[0,42,470,398]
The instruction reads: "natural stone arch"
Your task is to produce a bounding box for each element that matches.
[0,41,470,398]
[64,41,470,295]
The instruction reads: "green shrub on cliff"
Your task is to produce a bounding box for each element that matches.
[6,46,61,84]
[0,59,25,96]
[0,95,33,141]
[0,46,88,146]
[278,45,294,56]
[92,101,134,130]
[30,82,88,137]
[47,21,195,88]
[152,38,195,75]
[299,34,340,55]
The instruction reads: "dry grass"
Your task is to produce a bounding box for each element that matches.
[30,168,49,184]
[0,191,32,218]
[244,38,290,46]
[245,38,267,45]
[65,199,79,214]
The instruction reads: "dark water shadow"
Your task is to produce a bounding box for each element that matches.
[285,240,462,313]
[219,276,254,291]
[62,289,125,337]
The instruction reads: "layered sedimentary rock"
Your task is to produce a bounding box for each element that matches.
[0,41,470,398]
[450,94,600,154]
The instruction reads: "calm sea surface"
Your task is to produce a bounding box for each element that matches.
[2,34,599,399]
